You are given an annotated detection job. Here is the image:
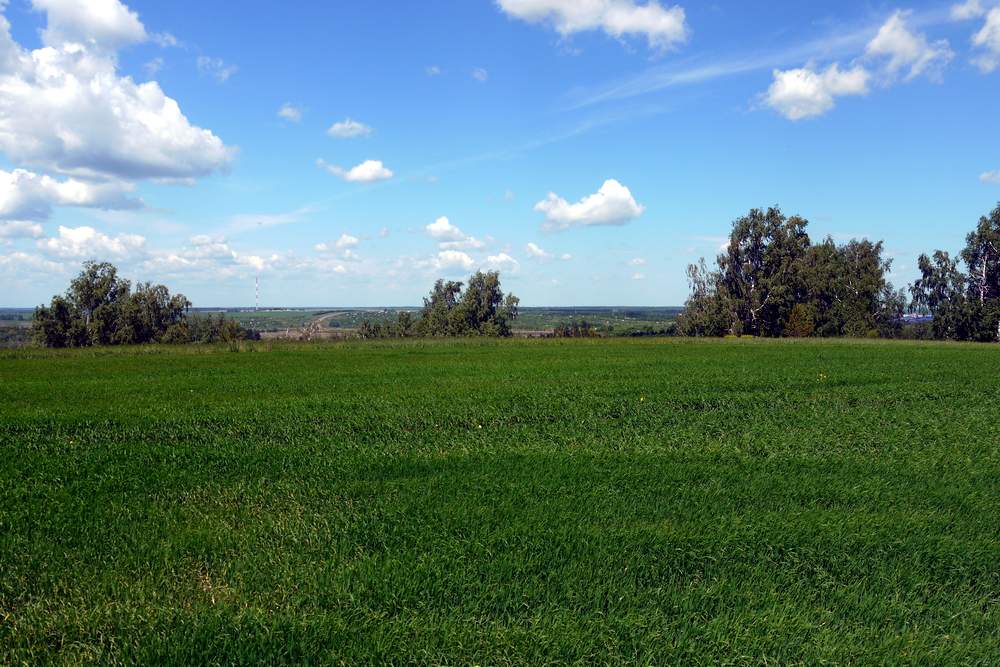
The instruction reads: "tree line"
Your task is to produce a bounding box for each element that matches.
[32,261,256,347]
[27,202,1000,347]
[679,203,1000,342]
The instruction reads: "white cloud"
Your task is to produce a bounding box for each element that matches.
[424,216,488,250]
[972,8,1000,72]
[37,224,145,259]
[628,257,646,265]
[1,168,139,221]
[425,64,441,76]
[335,233,359,249]
[981,170,1000,184]
[315,233,360,253]
[197,56,237,83]
[472,67,489,82]
[277,103,303,122]
[526,241,551,259]
[32,0,146,51]
[425,216,465,242]
[0,220,43,238]
[632,272,645,280]
[497,0,689,51]
[378,226,390,238]
[424,250,475,273]
[327,118,372,138]
[0,250,66,274]
[535,179,645,231]
[560,253,572,260]
[865,11,953,81]
[484,252,519,273]
[765,63,870,120]
[316,159,393,183]
[951,0,986,21]
[0,5,233,184]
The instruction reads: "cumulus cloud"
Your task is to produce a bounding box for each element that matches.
[765,63,870,120]
[0,168,139,221]
[32,0,146,51]
[0,250,66,274]
[865,11,954,81]
[526,241,551,259]
[37,224,145,259]
[196,55,237,82]
[0,220,43,239]
[951,0,986,21]
[327,118,372,138]
[483,252,519,273]
[316,159,393,183]
[140,234,291,278]
[497,0,689,51]
[0,3,233,184]
[535,179,645,231]
[426,216,464,241]
[981,170,1000,184]
[972,8,1000,72]
[420,250,475,273]
[525,241,572,261]
[277,103,303,122]
[315,233,360,253]
[424,216,488,250]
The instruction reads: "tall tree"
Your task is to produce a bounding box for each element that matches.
[910,251,968,340]
[416,272,519,337]
[960,203,1000,341]
[417,279,464,336]
[717,207,810,336]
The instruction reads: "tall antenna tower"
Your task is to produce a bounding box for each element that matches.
[251,275,259,334]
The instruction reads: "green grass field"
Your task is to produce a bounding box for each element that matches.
[3,338,1000,663]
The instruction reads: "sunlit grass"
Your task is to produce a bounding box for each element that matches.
[2,338,999,663]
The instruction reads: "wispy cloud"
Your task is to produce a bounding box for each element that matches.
[562,8,952,110]
[227,205,318,234]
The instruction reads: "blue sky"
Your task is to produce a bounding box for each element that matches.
[1,0,999,307]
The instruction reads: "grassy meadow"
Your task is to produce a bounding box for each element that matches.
[2,338,1000,663]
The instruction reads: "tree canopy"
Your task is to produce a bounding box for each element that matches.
[32,261,254,347]
[911,203,1000,342]
[417,271,520,337]
[679,207,904,338]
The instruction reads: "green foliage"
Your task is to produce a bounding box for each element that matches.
[680,208,902,338]
[30,261,260,347]
[4,338,1000,662]
[785,303,816,338]
[31,261,190,347]
[359,311,420,339]
[416,271,519,337]
[178,314,258,344]
[910,203,1000,342]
